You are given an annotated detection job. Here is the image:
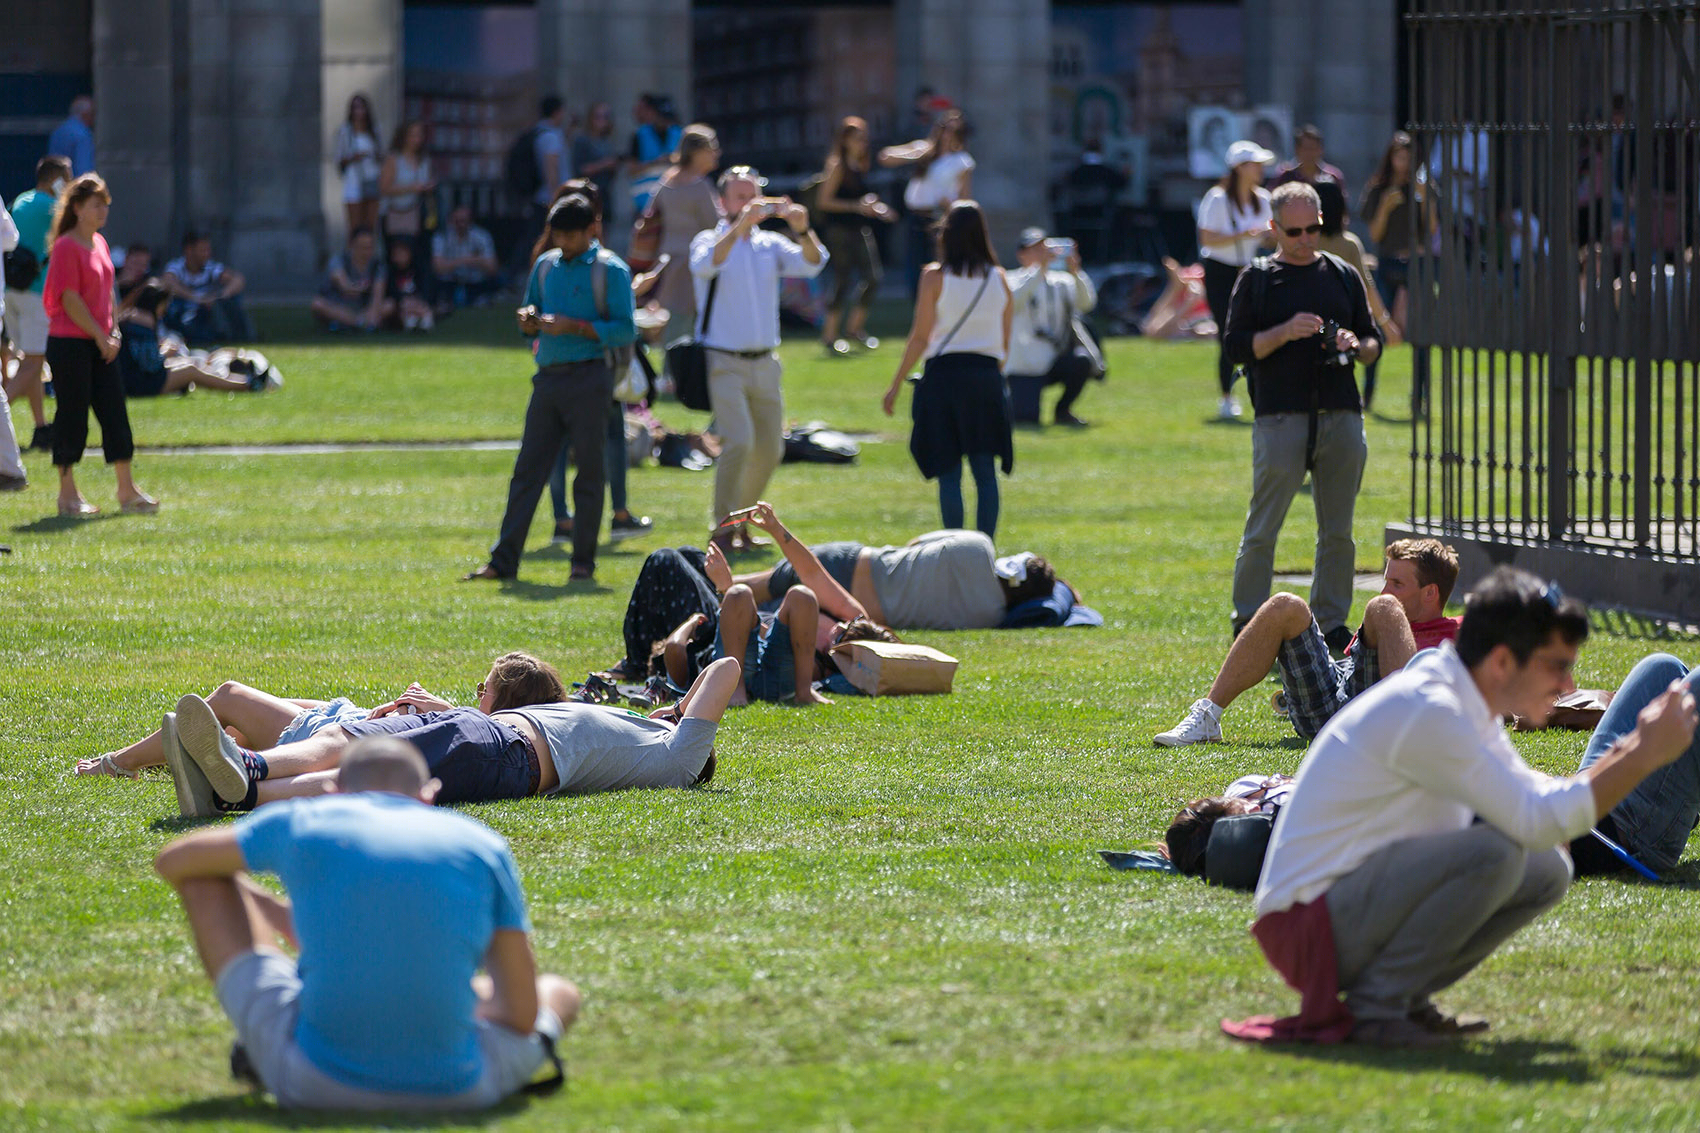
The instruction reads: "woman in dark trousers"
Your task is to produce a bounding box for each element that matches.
[815,116,896,354]
[1195,140,1274,420]
[881,200,1012,538]
[41,173,156,517]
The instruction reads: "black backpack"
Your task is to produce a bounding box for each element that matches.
[504,125,544,202]
[3,245,40,291]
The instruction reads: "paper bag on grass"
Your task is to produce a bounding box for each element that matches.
[828,640,958,696]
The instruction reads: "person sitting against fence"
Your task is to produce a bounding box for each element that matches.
[310,227,389,331]
[117,280,277,396]
[161,229,257,345]
[432,206,502,311]
[658,504,897,706]
[74,653,557,781]
[153,734,581,1111]
[1004,226,1098,428]
[384,239,434,331]
[161,651,740,817]
[1156,538,1460,747]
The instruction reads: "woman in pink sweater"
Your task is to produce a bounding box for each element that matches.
[42,173,156,516]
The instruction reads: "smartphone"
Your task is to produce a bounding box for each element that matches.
[1045,237,1075,269]
[717,506,761,528]
[653,253,672,269]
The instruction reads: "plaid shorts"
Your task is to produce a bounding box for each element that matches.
[1276,618,1380,740]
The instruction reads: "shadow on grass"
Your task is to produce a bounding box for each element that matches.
[149,813,234,833]
[147,1088,533,1126]
[1265,1036,1700,1083]
[1202,416,1253,428]
[495,577,609,601]
[11,512,121,534]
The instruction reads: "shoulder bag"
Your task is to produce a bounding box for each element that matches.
[664,273,718,412]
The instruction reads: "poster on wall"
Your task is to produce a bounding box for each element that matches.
[1188,106,1293,179]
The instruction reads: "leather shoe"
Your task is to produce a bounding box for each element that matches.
[1349,1016,1454,1048]
[1409,1004,1490,1035]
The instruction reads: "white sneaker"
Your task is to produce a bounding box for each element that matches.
[1154,698,1224,746]
[1218,395,1242,420]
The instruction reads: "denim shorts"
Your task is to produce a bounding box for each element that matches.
[1276,619,1380,740]
[714,612,798,703]
[338,708,537,804]
[278,698,370,746]
[216,950,557,1111]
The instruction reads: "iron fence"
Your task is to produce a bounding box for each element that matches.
[1404,0,1699,566]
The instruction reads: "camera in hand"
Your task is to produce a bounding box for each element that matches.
[1317,319,1357,367]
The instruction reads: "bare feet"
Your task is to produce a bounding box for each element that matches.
[795,687,834,707]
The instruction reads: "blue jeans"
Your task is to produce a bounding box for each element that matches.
[550,401,628,525]
[937,451,999,538]
[1578,653,1700,872]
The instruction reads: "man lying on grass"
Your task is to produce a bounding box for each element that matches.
[1156,539,1460,747]
[155,735,580,1111]
[75,652,562,779]
[1225,567,1697,1048]
[161,652,740,816]
[659,505,900,706]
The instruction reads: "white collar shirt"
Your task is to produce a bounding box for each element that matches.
[1254,643,1597,917]
[1005,264,1097,377]
[688,221,828,352]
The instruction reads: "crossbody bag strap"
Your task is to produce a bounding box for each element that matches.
[934,270,992,357]
[521,1030,568,1096]
[696,272,721,341]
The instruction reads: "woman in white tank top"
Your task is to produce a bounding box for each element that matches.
[882,200,1014,538]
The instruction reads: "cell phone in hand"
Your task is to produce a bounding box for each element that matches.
[718,506,761,528]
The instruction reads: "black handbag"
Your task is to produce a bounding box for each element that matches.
[3,245,40,291]
[664,274,719,412]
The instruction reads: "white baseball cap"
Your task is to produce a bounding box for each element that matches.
[1224,140,1276,168]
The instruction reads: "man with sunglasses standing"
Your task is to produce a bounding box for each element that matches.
[1222,181,1379,653]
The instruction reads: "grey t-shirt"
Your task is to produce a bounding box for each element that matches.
[504,703,714,795]
[867,530,1006,630]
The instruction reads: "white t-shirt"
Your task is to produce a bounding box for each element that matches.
[904,151,975,213]
[1254,644,1598,918]
[1196,185,1273,266]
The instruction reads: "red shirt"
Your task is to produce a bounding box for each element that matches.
[1412,615,1462,652]
[43,232,115,340]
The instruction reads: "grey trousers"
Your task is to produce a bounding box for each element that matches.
[707,349,785,527]
[488,360,612,575]
[1231,409,1367,631]
[1327,824,1572,1021]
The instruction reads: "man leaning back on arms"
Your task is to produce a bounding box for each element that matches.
[153,736,580,1109]
[1225,568,1698,1048]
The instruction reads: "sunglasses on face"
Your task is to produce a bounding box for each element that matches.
[1282,224,1324,237]
[477,680,488,697]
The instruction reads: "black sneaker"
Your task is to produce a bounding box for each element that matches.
[609,513,654,542]
[230,1042,262,1089]
[28,423,52,452]
[1324,625,1354,657]
[1054,411,1090,428]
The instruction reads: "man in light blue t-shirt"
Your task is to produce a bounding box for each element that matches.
[154,737,580,1110]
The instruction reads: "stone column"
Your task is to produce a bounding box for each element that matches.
[538,0,692,227]
[322,0,403,249]
[91,0,179,253]
[894,0,1050,259]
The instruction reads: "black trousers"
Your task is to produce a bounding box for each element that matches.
[46,335,134,467]
[621,547,720,678]
[488,360,612,575]
[1202,257,1242,396]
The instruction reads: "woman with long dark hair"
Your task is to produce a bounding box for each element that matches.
[42,174,156,516]
[882,200,1012,538]
[1196,140,1273,419]
[815,116,895,354]
[379,120,436,300]
[335,93,381,234]
[1361,131,1429,345]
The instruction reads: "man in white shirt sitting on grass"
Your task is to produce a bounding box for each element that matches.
[1226,567,1697,1048]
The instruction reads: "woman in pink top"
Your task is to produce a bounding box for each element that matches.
[42,174,155,516]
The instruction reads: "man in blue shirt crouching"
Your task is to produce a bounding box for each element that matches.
[466,193,637,583]
[154,736,579,1110]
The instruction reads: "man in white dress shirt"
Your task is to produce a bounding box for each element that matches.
[1235,568,1696,1048]
[688,167,827,547]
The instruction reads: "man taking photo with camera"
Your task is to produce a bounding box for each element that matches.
[1223,181,1380,653]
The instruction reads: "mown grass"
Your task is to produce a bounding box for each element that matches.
[2,309,1698,1131]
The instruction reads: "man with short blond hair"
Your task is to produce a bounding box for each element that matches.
[1157,538,1460,746]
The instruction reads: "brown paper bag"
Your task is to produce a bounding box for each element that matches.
[829,640,958,696]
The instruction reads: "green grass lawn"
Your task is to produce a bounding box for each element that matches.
[3,313,1698,1131]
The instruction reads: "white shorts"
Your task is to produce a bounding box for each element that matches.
[3,290,48,354]
[215,950,557,1111]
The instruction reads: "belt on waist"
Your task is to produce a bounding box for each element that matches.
[705,346,774,359]
[537,359,605,374]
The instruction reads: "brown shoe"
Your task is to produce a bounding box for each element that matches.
[1409,1004,1491,1036]
[1348,1016,1454,1048]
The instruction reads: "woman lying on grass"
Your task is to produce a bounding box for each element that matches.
[160,656,741,816]
[73,652,563,779]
